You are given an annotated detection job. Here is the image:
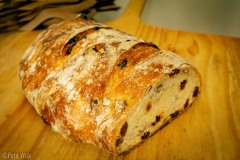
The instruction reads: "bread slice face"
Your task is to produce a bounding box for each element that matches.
[114,52,201,154]
[19,18,201,155]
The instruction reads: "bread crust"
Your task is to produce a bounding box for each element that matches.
[19,18,201,155]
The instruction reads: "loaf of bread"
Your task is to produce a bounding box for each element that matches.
[19,18,201,155]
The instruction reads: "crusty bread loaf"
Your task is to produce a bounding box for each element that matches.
[19,18,201,155]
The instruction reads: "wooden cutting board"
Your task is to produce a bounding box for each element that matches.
[0,0,239,159]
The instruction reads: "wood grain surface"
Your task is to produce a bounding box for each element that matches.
[0,0,240,159]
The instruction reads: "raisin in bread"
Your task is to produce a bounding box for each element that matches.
[19,18,201,155]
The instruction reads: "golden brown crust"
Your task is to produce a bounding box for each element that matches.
[19,18,201,155]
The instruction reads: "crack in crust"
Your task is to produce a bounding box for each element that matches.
[62,27,111,56]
